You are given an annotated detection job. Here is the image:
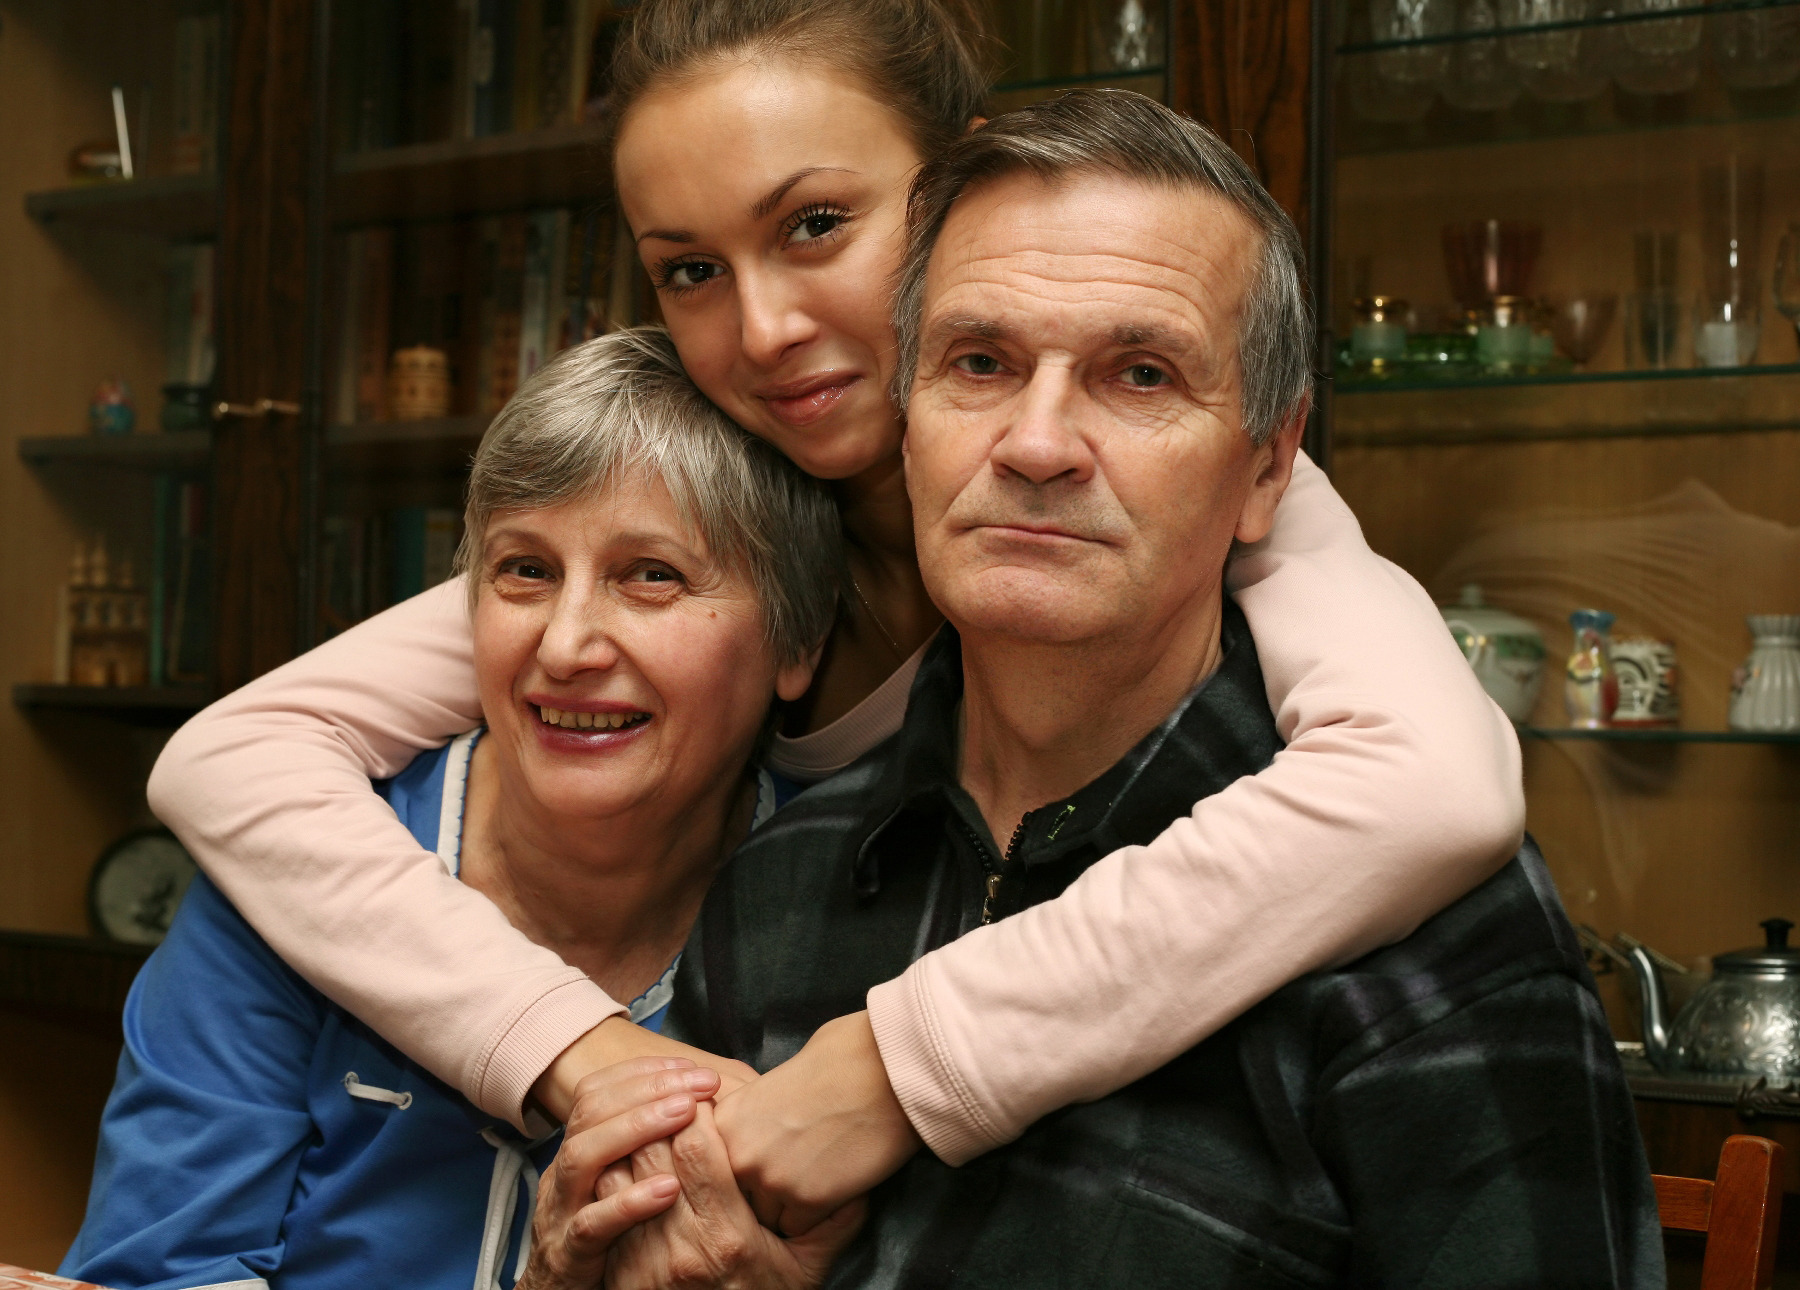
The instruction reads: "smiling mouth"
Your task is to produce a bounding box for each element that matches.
[535,704,650,732]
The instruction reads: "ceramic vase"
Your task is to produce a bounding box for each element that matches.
[1729,616,1800,733]
[1441,584,1547,723]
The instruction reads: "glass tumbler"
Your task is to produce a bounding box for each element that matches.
[1710,6,1800,91]
[1773,223,1800,357]
[1612,0,1703,96]
[1501,0,1611,101]
[1442,0,1523,110]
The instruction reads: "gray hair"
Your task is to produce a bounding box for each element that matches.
[891,89,1313,445]
[454,327,842,665]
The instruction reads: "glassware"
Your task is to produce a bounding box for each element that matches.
[1442,219,1543,313]
[1774,224,1800,358]
[1442,0,1523,110]
[1565,608,1619,729]
[1351,296,1411,368]
[1729,616,1800,734]
[1546,293,1617,366]
[1626,228,1681,369]
[1477,295,1535,368]
[1710,6,1800,91]
[1625,292,1682,367]
[1694,296,1761,368]
[1347,0,1452,121]
[1611,0,1703,96]
[1500,0,1610,101]
[1087,0,1163,73]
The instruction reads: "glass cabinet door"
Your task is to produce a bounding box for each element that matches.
[1325,0,1800,1035]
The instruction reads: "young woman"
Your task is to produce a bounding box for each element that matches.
[146,0,1522,1227]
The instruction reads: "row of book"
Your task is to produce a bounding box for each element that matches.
[320,507,463,636]
[338,0,630,152]
[166,242,216,391]
[332,204,645,425]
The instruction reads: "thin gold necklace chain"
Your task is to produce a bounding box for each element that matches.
[849,574,907,661]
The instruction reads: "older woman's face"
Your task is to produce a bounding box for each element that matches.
[613,57,923,481]
[471,476,805,823]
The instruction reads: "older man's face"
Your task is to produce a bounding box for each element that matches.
[904,170,1295,647]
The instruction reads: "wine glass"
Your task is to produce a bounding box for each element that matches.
[1776,224,1800,359]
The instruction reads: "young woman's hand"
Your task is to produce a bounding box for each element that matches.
[517,1057,723,1290]
[712,1012,921,1235]
[606,1100,865,1290]
[534,1016,759,1124]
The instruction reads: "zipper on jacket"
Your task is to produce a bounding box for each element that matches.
[978,813,1034,925]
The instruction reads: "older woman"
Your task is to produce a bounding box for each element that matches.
[61,329,846,1290]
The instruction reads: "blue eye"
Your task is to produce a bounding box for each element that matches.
[956,353,1002,376]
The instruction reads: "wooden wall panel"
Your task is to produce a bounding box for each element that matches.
[210,0,317,693]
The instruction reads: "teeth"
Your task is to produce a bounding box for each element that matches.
[537,705,643,731]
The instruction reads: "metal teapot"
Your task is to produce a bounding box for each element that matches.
[1628,918,1800,1078]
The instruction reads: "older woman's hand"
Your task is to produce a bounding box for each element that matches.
[517,1057,725,1290]
[607,1101,865,1290]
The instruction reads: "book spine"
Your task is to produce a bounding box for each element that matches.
[517,209,555,382]
[486,214,529,412]
[423,509,461,588]
[389,506,427,604]
[189,243,215,387]
[513,0,545,134]
[355,227,396,422]
[149,473,172,684]
[332,230,365,426]
[545,208,571,356]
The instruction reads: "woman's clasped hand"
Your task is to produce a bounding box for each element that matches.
[521,1058,865,1290]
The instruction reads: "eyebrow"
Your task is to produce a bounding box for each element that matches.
[635,166,860,246]
[922,316,1203,363]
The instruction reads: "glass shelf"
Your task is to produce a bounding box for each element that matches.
[1339,0,1800,54]
[1522,725,1800,744]
[1338,360,1800,396]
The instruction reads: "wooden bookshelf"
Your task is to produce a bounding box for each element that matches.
[12,684,209,726]
[0,929,150,1026]
[17,430,210,470]
[23,174,219,239]
[332,123,611,225]
[326,415,488,473]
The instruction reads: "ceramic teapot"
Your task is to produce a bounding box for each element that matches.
[1628,918,1800,1078]
[1439,584,1546,723]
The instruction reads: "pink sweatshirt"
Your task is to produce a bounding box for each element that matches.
[146,453,1523,1160]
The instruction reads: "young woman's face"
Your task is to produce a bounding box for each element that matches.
[470,476,812,826]
[613,57,925,481]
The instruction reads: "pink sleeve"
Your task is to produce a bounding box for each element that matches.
[865,452,1525,1165]
[146,579,626,1128]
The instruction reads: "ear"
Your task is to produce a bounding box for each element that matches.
[1232,401,1308,546]
[775,641,826,702]
[967,115,988,133]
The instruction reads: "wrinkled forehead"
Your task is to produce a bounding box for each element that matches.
[921,170,1259,366]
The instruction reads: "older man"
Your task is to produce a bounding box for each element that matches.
[575,91,1660,1288]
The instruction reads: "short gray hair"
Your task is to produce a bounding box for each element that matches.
[455,327,842,665]
[892,89,1313,445]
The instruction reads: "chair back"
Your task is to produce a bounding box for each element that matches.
[1654,1134,1785,1290]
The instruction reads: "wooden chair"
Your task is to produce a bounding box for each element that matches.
[1656,1134,1786,1290]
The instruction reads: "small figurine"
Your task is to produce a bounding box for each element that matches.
[1564,609,1619,729]
[89,377,136,436]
